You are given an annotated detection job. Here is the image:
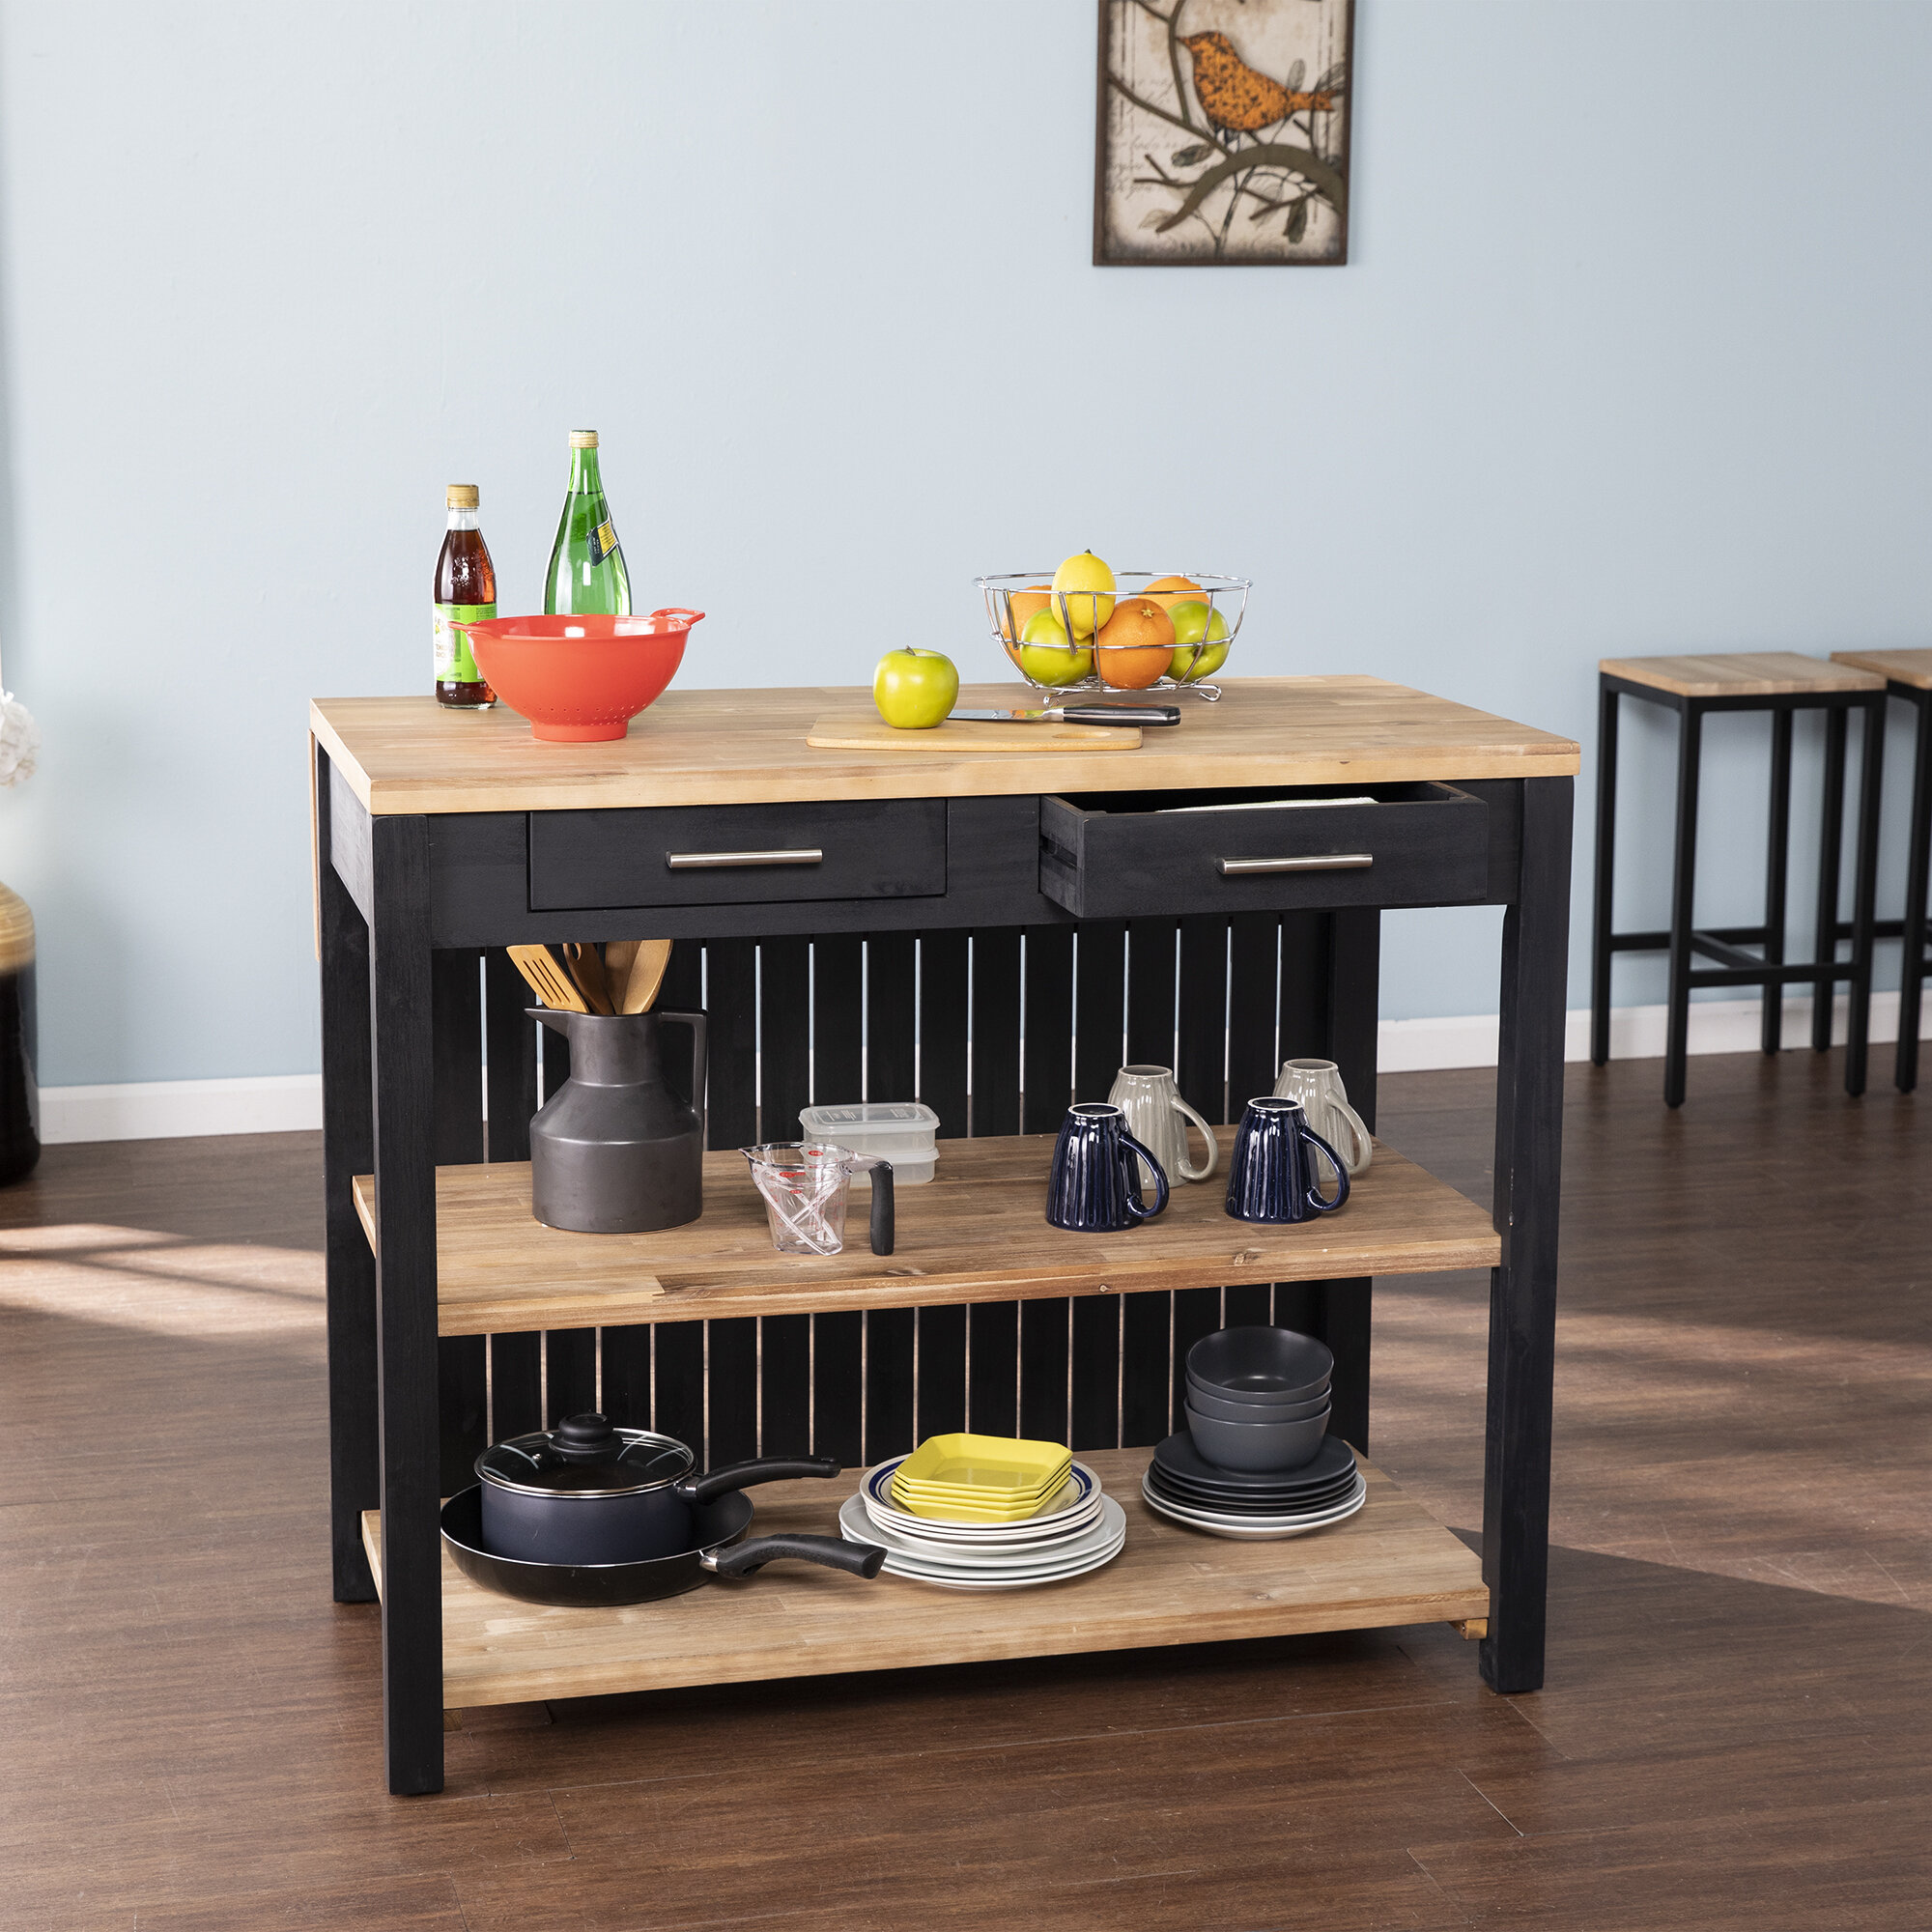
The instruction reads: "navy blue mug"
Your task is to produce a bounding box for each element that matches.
[1047,1102,1170,1232]
[1225,1096,1350,1224]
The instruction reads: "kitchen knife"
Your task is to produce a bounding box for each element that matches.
[948,704,1179,727]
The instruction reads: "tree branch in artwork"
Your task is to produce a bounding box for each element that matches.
[1151,142,1348,234]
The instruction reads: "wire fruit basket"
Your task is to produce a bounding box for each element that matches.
[975,571,1250,701]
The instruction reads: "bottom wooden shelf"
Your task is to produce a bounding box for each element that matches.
[361,1448,1488,1710]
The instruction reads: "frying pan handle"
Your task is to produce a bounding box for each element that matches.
[675,1455,840,1505]
[705,1534,887,1579]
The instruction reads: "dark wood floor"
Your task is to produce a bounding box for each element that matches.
[3,1050,1928,1930]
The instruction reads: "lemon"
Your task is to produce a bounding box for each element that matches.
[1052,550,1116,639]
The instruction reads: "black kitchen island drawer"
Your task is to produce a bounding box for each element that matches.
[1038,782,1489,919]
[529,799,947,911]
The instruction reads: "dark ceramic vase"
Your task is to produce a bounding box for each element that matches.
[527,1008,707,1234]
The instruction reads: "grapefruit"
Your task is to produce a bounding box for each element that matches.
[1094,597,1175,690]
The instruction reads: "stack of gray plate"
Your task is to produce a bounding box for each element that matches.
[1142,1432,1365,1540]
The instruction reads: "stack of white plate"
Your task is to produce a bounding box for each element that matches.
[846,1457,1125,1590]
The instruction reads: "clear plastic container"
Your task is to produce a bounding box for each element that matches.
[797,1101,939,1185]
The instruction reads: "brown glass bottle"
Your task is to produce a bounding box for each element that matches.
[434,484,497,708]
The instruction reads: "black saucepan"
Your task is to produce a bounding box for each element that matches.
[476,1412,846,1566]
[441,1485,885,1607]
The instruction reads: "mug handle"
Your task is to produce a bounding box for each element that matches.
[1326,1095,1373,1176]
[1168,1093,1219,1181]
[1119,1129,1170,1220]
[1298,1125,1350,1214]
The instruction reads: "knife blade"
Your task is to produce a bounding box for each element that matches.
[948,704,1179,727]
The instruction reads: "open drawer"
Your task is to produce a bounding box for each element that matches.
[1038,782,1489,919]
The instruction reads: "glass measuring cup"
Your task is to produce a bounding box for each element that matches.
[740,1142,896,1257]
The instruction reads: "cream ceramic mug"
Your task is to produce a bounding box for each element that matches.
[1272,1058,1373,1180]
[1107,1065,1218,1187]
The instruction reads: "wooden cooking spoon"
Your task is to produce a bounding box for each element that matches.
[562,943,615,1014]
[619,939,674,1014]
[505,945,588,1013]
[604,939,640,992]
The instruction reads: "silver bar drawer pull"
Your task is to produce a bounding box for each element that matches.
[667,847,825,870]
[1217,853,1375,876]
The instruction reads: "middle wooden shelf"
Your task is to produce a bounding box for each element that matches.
[352,1127,1499,1338]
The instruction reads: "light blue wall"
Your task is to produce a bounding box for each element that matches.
[1,0,1928,1087]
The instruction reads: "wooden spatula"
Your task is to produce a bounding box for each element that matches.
[506,945,588,1012]
[562,943,615,1014]
[619,939,674,1013]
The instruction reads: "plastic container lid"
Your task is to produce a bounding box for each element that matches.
[799,1101,939,1137]
[804,1105,939,1144]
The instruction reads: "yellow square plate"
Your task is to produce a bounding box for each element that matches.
[888,1486,1072,1524]
[892,1433,1072,1500]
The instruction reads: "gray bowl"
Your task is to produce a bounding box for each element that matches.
[1184,1401,1330,1473]
[1187,1326,1334,1406]
[1185,1380,1330,1425]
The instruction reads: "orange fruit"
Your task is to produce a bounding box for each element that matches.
[1002,583,1053,642]
[1142,574,1201,614]
[1093,597,1176,689]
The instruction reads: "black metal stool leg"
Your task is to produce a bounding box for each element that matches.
[1844,694,1885,1096]
[1664,701,1704,1109]
[1898,692,1932,1093]
[1762,708,1793,1055]
[1812,707,1848,1053]
[1591,679,1619,1066]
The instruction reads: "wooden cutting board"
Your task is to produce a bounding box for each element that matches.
[806,714,1142,753]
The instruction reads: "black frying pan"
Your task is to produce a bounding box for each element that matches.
[440,1485,885,1607]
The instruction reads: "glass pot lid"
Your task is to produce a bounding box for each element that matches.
[474,1412,695,1497]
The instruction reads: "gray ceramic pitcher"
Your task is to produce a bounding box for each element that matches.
[528,1008,708,1234]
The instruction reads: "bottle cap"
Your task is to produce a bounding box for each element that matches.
[569,431,599,449]
[445,484,479,508]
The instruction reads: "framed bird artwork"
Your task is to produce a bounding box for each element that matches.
[1094,0,1355,265]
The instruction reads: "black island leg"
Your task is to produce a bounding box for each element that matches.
[1482,775,1573,1697]
[1898,691,1932,1093]
[367,815,444,1795]
[317,746,378,1604]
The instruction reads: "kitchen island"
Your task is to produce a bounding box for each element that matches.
[311,676,1577,1794]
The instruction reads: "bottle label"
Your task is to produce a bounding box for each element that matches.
[434,603,496,683]
[586,519,619,566]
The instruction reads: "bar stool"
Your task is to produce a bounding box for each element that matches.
[1592,652,1887,1106]
[1833,649,1932,1091]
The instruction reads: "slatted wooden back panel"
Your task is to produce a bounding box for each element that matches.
[432,912,1378,1491]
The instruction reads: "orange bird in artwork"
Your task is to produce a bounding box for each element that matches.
[1179,32,1335,134]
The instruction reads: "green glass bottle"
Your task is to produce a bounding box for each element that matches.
[543,430,632,615]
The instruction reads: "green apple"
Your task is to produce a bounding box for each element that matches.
[873,646,959,728]
[1167,601,1230,681]
[1014,608,1094,687]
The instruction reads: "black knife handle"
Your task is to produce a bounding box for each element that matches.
[1060,705,1181,726]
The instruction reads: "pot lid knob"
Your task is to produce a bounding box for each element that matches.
[553,1411,619,1463]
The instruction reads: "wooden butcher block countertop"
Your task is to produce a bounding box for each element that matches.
[311,676,1580,816]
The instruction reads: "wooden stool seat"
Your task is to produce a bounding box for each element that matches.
[1832,647,1932,691]
[1600,652,1885,699]
[1592,654,1885,1104]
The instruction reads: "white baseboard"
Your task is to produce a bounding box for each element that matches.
[34,991,1925,1143]
[39,1073,325,1144]
[1375,988,1924,1074]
